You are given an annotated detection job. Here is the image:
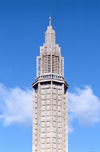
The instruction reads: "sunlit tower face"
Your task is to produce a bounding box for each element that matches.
[32,18,69,152]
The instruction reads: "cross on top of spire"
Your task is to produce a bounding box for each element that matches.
[49,17,51,26]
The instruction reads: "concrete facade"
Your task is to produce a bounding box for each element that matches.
[32,18,69,152]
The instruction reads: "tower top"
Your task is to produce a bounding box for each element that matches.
[49,17,51,26]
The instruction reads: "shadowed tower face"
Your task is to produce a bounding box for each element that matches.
[32,18,69,152]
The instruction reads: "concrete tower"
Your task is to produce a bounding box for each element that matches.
[32,18,69,152]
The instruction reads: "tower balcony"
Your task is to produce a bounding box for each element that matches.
[35,73,65,81]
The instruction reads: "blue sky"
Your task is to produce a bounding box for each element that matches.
[0,0,100,152]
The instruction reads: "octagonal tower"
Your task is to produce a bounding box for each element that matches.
[32,17,69,152]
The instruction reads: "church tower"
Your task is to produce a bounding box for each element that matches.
[32,18,69,152]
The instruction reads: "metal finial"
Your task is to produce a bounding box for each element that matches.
[49,17,51,26]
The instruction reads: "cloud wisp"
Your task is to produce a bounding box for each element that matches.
[0,83,100,132]
[0,83,33,126]
[68,86,100,132]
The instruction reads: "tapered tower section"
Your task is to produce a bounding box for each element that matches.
[32,18,69,152]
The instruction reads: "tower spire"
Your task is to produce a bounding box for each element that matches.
[49,16,51,26]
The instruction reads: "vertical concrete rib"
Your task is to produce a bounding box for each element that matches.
[38,82,40,152]
[51,81,52,151]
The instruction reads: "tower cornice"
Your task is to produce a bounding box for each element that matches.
[32,73,69,88]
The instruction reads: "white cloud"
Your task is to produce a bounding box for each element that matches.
[68,86,100,132]
[68,113,75,133]
[0,84,100,132]
[0,83,33,126]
